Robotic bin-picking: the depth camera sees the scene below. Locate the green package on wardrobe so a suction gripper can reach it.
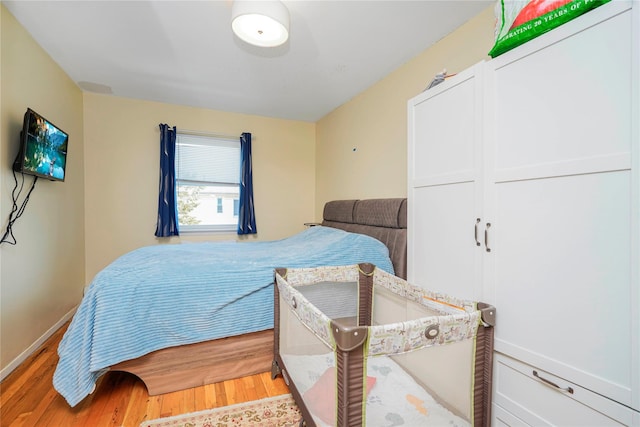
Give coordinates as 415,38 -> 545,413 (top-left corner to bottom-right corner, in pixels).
489,0 -> 611,57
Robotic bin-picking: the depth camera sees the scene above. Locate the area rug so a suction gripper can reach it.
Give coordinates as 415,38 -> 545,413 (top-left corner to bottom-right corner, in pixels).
140,394 -> 302,427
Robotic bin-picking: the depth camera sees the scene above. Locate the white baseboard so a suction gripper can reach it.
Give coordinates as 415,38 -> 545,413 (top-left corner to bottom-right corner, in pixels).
0,306 -> 77,382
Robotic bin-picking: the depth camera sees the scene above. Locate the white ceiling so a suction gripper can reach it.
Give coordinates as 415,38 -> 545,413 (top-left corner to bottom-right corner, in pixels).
4,0 -> 492,122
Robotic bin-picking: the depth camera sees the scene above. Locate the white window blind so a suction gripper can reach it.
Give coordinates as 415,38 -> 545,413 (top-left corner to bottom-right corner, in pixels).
175,135 -> 239,184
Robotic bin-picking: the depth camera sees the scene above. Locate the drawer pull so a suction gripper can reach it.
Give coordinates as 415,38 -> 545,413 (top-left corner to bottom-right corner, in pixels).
533,370 -> 574,394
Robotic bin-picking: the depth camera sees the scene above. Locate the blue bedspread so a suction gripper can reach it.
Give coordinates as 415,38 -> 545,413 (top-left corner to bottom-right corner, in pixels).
53,226 -> 394,406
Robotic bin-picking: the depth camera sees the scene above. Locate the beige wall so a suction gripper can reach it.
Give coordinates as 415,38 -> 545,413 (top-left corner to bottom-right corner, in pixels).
83,94 -> 315,281
1,5 -> 85,373
314,6 -> 495,219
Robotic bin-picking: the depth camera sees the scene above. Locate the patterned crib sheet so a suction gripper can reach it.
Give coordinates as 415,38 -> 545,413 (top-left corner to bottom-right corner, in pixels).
281,352 -> 469,427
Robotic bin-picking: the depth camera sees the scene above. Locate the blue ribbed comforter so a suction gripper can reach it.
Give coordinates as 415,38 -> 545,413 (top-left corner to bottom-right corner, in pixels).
53,226 -> 394,406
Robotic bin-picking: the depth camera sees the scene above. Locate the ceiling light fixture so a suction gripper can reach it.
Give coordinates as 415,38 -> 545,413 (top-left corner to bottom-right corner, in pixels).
231,1 -> 290,48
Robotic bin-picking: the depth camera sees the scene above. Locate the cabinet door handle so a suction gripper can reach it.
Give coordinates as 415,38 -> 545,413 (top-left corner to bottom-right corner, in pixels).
533,370 -> 574,394
474,218 -> 481,246
484,223 -> 491,252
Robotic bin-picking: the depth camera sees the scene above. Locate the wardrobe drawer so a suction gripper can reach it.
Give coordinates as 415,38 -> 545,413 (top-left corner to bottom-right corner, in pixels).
493,353 -> 635,426
493,403 -> 529,426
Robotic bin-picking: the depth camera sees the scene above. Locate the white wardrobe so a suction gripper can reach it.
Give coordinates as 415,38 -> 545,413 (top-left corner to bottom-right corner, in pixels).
408,2 -> 639,425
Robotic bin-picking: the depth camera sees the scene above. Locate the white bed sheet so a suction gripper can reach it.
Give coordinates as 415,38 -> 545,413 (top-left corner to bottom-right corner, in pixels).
282,352 -> 470,427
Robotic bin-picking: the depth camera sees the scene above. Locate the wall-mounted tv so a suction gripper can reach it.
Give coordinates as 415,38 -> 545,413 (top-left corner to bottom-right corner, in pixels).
13,108 -> 69,182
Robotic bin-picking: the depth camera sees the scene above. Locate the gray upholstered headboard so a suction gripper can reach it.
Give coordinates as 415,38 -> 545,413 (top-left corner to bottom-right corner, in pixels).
321,198 -> 407,279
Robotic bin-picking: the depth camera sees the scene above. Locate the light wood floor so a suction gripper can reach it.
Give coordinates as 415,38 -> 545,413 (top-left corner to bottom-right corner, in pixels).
0,322 -> 290,427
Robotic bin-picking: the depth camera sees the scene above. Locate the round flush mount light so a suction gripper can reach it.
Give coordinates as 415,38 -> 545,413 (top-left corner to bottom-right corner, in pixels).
231,0 -> 290,47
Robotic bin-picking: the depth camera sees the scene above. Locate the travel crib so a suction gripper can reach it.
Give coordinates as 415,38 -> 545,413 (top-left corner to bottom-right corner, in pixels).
272,263 -> 495,427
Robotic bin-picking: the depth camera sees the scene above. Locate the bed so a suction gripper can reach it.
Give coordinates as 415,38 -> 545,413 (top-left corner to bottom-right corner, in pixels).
53,198 -> 408,407
272,264 -> 495,427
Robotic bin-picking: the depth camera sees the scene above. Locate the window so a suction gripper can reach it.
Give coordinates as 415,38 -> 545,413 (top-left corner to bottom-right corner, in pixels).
175,133 -> 240,232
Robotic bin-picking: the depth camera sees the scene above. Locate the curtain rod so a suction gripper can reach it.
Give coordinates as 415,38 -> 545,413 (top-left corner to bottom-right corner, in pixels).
175,128 -> 241,141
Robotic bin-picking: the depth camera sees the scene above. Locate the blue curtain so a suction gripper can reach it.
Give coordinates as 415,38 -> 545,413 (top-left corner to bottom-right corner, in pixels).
155,124 -> 179,237
238,132 -> 257,235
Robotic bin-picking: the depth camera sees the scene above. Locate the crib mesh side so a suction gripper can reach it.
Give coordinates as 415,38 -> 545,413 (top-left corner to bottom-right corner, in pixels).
368,267 -> 494,426
274,266 -> 365,427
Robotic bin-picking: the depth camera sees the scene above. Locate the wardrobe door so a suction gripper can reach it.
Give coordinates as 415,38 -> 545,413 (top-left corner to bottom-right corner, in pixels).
408,64 -> 484,300
484,2 -> 636,409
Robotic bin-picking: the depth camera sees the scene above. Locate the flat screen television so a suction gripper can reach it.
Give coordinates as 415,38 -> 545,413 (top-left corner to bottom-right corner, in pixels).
13,108 -> 69,182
